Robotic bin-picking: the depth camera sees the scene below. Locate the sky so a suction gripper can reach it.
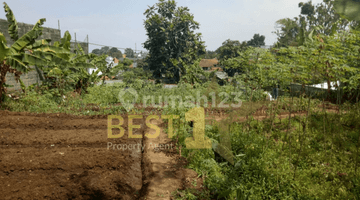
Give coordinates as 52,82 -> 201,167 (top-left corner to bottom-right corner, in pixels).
1,0 -> 324,53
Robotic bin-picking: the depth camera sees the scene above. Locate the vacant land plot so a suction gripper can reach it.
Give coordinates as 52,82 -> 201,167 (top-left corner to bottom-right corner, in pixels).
0,111 -> 142,199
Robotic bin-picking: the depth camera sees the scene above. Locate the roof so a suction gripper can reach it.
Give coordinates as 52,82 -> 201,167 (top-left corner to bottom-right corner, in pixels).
199,59 -> 219,68
210,67 -> 223,72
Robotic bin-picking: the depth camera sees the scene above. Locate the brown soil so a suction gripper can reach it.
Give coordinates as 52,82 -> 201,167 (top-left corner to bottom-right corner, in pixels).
139,118 -> 204,200
0,101 -> 341,199
0,111 -> 204,200
0,110 -> 141,200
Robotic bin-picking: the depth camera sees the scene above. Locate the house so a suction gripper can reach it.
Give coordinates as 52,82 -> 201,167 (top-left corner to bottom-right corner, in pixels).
199,59 -> 221,71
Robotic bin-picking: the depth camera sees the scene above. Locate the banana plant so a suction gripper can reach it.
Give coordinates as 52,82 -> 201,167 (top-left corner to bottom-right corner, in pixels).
0,2 -> 48,103
32,30 -> 98,95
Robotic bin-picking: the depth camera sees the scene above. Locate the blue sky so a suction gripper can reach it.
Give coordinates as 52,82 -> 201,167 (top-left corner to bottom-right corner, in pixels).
1,0 -> 324,53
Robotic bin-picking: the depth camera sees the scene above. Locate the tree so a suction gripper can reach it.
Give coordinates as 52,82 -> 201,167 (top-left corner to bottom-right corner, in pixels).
124,48 -> 134,58
215,39 -> 248,61
334,0 -> 360,28
215,39 -> 248,77
247,33 -> 265,47
273,0 -> 359,47
99,46 -> 110,55
108,47 -> 122,58
91,46 -> 110,55
143,0 -> 205,83
91,48 -> 101,55
273,18 -> 302,47
200,50 -> 217,59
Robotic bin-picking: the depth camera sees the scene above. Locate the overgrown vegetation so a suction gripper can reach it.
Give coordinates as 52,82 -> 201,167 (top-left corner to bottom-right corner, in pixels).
2,0 -> 360,199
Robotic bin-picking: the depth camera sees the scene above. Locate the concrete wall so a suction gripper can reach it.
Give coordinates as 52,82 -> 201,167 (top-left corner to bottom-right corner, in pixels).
5,66 -> 43,91
1,18 -> 88,91
1,18 -> 61,91
0,18 -> 61,46
70,42 -> 89,55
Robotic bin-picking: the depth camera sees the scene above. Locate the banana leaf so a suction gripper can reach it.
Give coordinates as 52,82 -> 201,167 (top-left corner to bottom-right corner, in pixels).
34,45 -> 71,55
34,65 -> 44,81
31,39 -> 52,48
19,78 -> 26,93
3,2 -> 18,41
60,31 -> 71,50
0,33 -> 9,61
22,53 -> 48,67
5,56 -> 30,72
76,43 -> 85,55
11,18 -> 46,51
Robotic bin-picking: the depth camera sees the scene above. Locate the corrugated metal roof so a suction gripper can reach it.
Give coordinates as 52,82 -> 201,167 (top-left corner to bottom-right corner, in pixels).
215,71 -> 228,80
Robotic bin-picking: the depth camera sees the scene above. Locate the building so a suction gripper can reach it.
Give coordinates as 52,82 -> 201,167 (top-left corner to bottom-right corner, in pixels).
199,59 -> 222,71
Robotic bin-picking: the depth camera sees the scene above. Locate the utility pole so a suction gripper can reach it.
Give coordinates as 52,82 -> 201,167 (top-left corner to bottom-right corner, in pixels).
135,43 -> 137,66
86,34 -> 89,54
58,20 -> 60,36
75,32 -> 77,54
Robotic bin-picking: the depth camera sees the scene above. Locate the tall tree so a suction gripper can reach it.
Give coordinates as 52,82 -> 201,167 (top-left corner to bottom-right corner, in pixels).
200,50 -> 217,59
143,0 -> 205,82
215,39 -> 248,76
247,33 -> 265,47
91,46 -> 110,55
91,48 -> 101,55
273,0 -> 358,47
124,48 -> 134,58
215,39 -> 248,62
334,0 -> 360,28
108,47 -> 122,58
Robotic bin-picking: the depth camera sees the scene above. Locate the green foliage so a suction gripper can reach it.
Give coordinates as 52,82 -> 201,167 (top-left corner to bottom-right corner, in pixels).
124,48 -> 134,58
216,39 -> 248,62
274,0 -> 358,47
200,50 -> 217,59
0,2 -> 50,104
91,46 -> 110,55
334,0 -> 360,23
108,47 -> 122,58
247,33 -> 266,47
143,0 -> 205,82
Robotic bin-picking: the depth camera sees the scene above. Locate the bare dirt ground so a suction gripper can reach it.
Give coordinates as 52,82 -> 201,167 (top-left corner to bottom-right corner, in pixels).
0,111 -> 142,200
0,101 -> 340,199
139,118 -> 204,200
0,111 -> 204,200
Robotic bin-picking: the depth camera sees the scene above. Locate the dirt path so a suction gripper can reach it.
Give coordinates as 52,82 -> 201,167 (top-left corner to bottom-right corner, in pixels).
139,117 -> 204,200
